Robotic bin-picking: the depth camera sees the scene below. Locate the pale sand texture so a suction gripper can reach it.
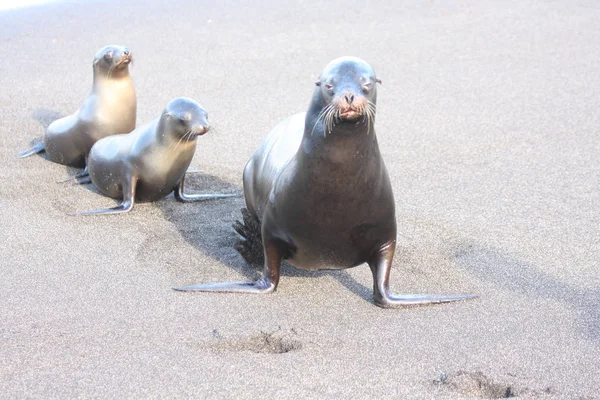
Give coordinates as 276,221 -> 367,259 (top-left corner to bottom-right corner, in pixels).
1,0 -> 599,398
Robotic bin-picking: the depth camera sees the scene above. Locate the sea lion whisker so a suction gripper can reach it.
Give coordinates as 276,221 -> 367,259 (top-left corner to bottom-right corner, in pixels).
367,100 -> 377,114
175,129 -> 193,151
170,129 -> 188,150
186,129 -> 196,141
311,103 -> 332,136
331,108 -> 340,132
322,106 -> 331,137
328,103 -> 339,135
324,106 -> 336,136
324,103 -> 336,134
323,103 -> 336,137
366,101 -> 377,133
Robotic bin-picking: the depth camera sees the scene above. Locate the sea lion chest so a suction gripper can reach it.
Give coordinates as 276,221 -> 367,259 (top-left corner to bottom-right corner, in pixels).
94,78 -> 137,137
131,140 -> 196,202
267,138 -> 396,270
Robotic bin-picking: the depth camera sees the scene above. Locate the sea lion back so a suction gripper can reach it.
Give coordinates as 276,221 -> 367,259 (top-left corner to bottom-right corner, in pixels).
243,112 -> 305,219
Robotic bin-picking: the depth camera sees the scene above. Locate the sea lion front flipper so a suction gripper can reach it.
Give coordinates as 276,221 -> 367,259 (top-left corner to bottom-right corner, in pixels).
173,173 -> 239,203
369,241 -> 477,308
173,240 -> 282,294
73,175 -> 138,216
18,141 -> 45,158
57,166 -> 89,183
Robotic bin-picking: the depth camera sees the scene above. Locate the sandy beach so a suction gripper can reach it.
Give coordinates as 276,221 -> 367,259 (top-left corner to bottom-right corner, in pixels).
1,0 -> 599,398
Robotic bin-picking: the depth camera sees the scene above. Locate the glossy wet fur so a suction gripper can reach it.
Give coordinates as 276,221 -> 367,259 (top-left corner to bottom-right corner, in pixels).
175,57 -> 476,307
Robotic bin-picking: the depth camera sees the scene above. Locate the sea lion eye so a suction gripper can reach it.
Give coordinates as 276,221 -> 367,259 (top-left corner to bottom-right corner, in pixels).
104,52 -> 113,60
325,83 -> 333,90
363,83 -> 372,92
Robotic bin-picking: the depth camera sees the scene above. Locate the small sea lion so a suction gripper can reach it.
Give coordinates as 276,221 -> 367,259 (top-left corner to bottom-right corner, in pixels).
18,45 -> 136,168
74,97 -> 238,215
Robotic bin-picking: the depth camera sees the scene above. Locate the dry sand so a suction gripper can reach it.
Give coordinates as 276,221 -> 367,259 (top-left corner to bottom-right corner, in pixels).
1,0 -> 599,398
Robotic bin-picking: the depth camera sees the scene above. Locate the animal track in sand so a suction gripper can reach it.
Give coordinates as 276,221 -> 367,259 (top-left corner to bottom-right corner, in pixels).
204,327 -> 303,354
432,370 -> 564,399
434,370 -> 517,398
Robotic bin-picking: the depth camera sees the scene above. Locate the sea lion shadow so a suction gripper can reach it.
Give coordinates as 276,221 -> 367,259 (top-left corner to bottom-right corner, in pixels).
65,179 -> 103,196
278,264 -> 373,303
455,244 -> 599,341
157,173 -> 256,280
157,173 -> 374,303
33,108 -> 62,129
23,109 -> 63,161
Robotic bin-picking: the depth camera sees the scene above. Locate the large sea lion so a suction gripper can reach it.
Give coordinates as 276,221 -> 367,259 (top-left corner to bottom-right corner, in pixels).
175,57 -> 476,307
73,97 -> 238,216
18,45 -> 136,168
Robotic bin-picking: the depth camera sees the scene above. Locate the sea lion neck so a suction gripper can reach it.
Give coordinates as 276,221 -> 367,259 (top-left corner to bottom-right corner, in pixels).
92,68 -> 131,85
300,122 -> 377,165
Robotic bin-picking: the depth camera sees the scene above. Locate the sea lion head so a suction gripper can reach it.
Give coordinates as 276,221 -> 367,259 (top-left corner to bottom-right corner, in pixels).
160,97 -> 210,142
312,57 -> 381,133
93,45 -> 133,77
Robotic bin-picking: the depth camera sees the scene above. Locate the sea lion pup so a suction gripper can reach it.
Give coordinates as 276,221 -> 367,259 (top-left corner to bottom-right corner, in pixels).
175,57 -> 476,307
73,97 -> 238,216
18,45 -> 136,167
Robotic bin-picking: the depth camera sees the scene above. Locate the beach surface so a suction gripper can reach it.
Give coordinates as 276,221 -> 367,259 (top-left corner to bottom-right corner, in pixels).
1,0 -> 599,398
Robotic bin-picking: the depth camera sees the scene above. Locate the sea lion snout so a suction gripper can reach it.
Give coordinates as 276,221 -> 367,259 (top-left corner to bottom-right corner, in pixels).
192,124 -> 210,136
116,50 -> 133,67
336,89 -> 367,121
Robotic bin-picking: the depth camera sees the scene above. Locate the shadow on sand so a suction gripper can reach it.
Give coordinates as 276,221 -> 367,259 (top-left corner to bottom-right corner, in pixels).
18,109 -> 62,161
21,109 -> 88,181
156,172 -> 374,304
455,244 -> 599,341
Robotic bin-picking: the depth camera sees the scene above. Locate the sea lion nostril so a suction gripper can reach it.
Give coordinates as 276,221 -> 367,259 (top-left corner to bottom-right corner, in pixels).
123,49 -> 130,55
345,94 -> 354,103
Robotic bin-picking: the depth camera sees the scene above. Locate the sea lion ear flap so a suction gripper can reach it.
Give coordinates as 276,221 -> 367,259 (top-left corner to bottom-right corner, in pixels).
315,80 -> 321,87
376,78 -> 382,84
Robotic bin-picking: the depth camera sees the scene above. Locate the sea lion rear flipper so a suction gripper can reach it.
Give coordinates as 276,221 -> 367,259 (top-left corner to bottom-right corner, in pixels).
18,141 -> 45,158
173,174 -> 239,203
369,241 -> 477,308
73,175 -> 137,216
232,208 -> 264,266
173,240 -> 282,294
57,166 -> 89,183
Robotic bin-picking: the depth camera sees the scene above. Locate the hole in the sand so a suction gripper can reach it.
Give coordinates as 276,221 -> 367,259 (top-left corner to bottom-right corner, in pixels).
434,371 -> 515,399
207,328 -> 303,354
